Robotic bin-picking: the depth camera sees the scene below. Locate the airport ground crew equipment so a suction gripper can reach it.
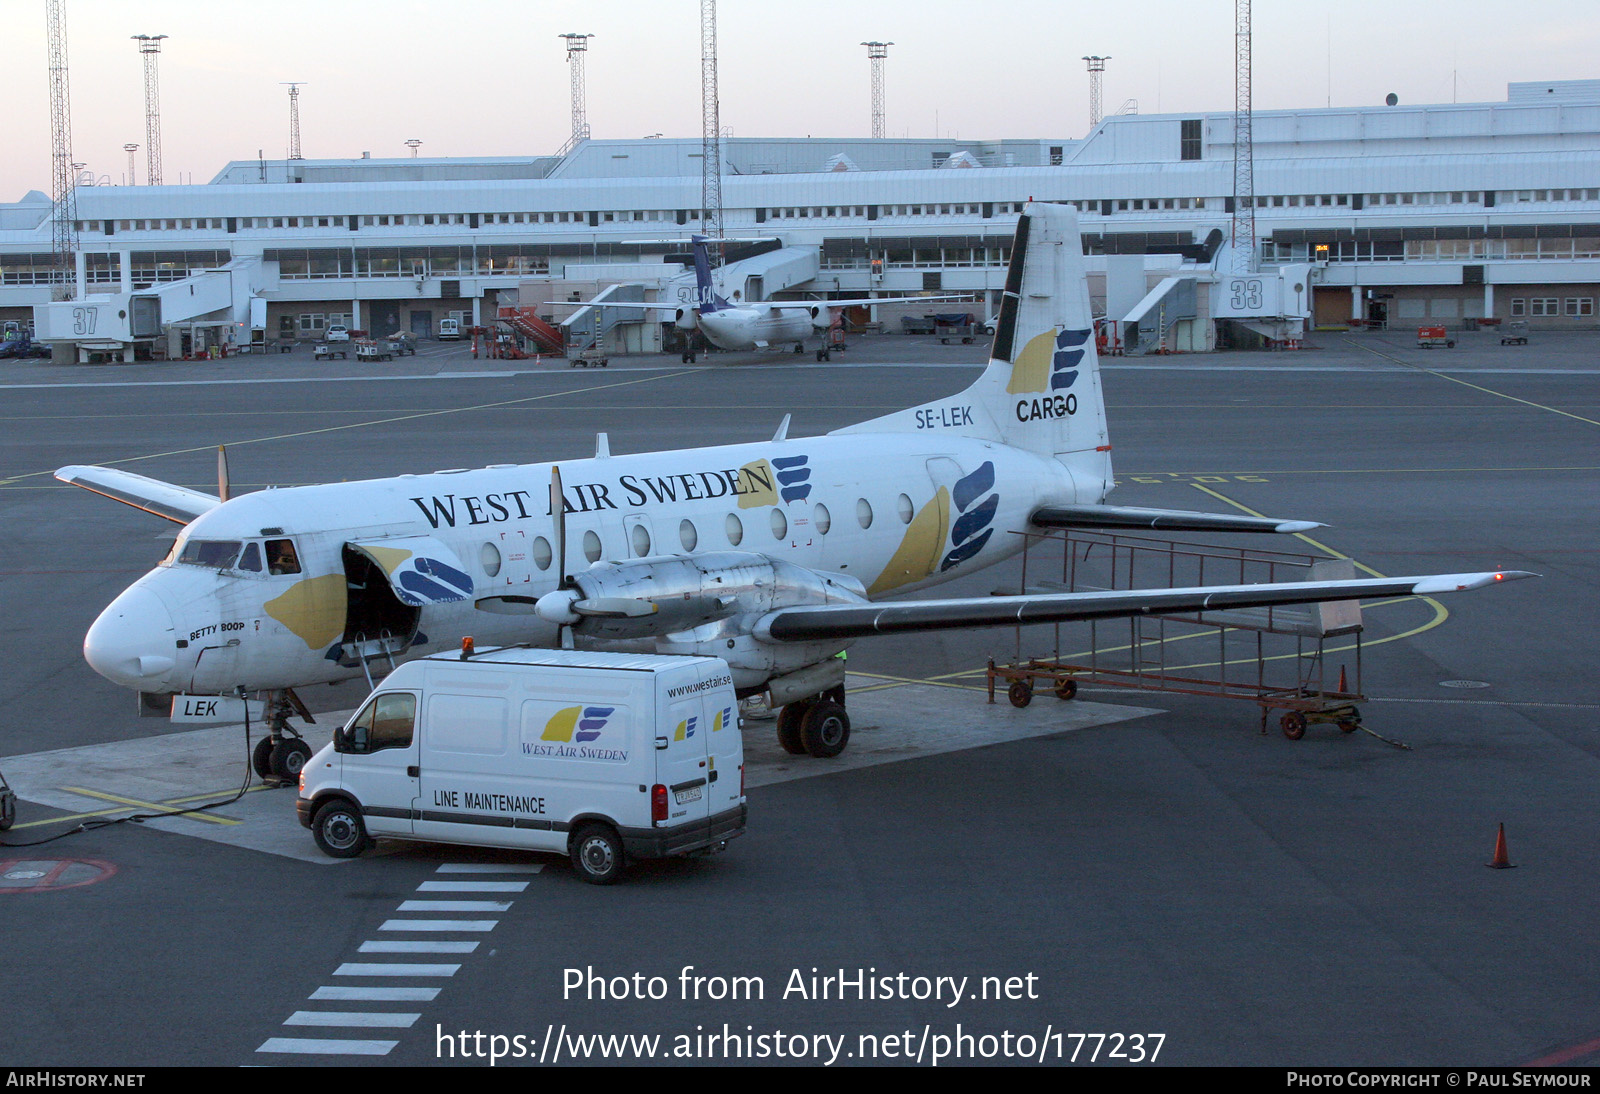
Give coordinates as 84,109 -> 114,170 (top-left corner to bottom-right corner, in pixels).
985,530 -> 1368,740
1416,326 -> 1456,348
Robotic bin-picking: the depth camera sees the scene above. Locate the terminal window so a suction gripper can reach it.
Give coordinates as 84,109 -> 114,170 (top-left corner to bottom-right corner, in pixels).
1180,119 -> 1202,160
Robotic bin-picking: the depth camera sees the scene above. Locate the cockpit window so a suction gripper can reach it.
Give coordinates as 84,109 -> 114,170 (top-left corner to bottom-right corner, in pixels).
265,539 -> 301,576
237,542 -> 263,572
176,539 -> 242,569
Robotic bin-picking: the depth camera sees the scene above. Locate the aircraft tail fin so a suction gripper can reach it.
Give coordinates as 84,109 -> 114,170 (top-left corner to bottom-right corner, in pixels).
833,202 -> 1112,499
690,236 -> 732,314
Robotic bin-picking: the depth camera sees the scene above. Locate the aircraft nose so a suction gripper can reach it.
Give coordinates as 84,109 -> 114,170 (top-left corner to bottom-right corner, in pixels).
84,585 -> 178,689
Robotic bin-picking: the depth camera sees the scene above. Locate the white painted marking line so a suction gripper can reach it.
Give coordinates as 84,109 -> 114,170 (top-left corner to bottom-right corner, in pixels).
311,986 -> 440,1002
379,918 -> 497,932
435,863 -> 545,874
333,962 -> 460,977
397,899 -> 512,912
361,940 -> 478,954
416,880 -> 528,893
256,1037 -> 397,1056
285,1011 -> 420,1028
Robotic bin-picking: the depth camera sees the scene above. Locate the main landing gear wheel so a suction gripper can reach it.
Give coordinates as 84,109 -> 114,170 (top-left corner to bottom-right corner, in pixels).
1008,680 -> 1034,708
816,349 -> 831,362
311,799 -> 367,859
682,351 -> 697,364
271,738 -> 313,780
570,823 -> 625,885
800,699 -> 850,758
251,736 -> 274,779
775,704 -> 808,755
0,787 -> 15,831
1280,711 -> 1308,740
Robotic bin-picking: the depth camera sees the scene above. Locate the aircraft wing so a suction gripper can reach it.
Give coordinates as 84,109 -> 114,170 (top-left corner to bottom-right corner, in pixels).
768,294 -> 972,311
1032,504 -> 1324,535
753,571 -> 1535,642
54,465 -> 220,525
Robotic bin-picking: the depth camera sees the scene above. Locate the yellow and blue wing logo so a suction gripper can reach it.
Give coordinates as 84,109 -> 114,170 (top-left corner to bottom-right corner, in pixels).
542,705 -> 614,743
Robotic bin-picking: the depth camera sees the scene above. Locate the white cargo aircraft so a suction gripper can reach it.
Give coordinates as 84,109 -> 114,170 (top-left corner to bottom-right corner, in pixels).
563,235 -> 963,362
60,203 -> 1531,779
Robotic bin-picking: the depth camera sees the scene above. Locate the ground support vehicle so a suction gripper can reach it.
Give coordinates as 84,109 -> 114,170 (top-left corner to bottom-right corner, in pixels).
1417,326 -> 1456,349
1500,321 -> 1529,345
297,647 -> 747,883
984,530 -> 1370,741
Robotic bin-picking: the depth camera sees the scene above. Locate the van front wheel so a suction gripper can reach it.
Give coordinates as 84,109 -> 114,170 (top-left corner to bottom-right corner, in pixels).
570,824 -> 625,885
312,800 -> 367,859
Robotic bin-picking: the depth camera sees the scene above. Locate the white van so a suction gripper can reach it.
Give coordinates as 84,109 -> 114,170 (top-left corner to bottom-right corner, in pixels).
437,317 -> 460,340
297,647 -> 746,883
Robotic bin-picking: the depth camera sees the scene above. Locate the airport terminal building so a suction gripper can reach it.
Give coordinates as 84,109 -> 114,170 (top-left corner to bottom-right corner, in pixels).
4,78 -> 1599,357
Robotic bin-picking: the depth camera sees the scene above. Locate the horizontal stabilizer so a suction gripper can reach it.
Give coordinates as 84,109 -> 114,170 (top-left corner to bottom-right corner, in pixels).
754,571 -> 1536,643
54,465 -> 220,525
1032,504 -> 1323,535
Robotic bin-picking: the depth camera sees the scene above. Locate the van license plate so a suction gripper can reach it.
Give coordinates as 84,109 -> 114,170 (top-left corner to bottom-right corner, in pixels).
674,786 -> 702,805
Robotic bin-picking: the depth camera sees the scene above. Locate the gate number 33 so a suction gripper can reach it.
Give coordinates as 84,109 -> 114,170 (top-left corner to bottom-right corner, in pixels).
1230,279 -> 1264,311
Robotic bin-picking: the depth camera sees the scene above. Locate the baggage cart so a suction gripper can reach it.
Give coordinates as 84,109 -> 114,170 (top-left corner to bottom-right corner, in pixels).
1500,320 -> 1529,345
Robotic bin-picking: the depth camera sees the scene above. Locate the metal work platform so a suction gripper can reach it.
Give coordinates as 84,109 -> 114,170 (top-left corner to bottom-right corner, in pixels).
985,530 -> 1367,739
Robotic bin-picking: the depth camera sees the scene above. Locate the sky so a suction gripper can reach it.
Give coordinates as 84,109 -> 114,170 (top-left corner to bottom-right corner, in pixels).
6,0 -> 1600,201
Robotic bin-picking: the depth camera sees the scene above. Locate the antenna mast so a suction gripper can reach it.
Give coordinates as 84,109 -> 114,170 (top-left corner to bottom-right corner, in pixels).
700,0 -> 722,237
560,33 -> 593,149
1231,0 -> 1255,274
1082,55 -> 1109,131
123,143 -> 139,186
282,82 -> 305,160
132,34 -> 167,185
47,0 -> 77,298
863,41 -> 892,139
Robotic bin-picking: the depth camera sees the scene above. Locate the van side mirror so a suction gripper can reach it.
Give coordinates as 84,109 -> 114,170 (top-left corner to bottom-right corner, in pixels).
655,736 -> 669,751
332,726 -> 346,752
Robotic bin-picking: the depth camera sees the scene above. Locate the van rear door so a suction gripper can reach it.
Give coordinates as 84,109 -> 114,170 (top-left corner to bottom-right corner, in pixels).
658,688 -> 713,829
704,688 -> 742,816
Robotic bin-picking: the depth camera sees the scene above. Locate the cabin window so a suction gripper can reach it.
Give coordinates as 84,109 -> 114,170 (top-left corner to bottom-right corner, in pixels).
237,542 -> 263,572
897,494 -> 914,524
265,539 -> 301,575
770,508 -> 788,540
532,536 -> 553,570
856,498 -> 873,529
813,502 -> 831,535
679,519 -> 698,551
725,513 -> 744,546
582,530 -> 602,564
480,542 -> 502,577
177,539 -> 242,570
630,523 -> 652,558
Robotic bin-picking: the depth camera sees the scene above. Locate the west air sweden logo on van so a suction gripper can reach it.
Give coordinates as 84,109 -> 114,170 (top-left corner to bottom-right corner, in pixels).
541,705 -> 614,742
525,705 -> 629,762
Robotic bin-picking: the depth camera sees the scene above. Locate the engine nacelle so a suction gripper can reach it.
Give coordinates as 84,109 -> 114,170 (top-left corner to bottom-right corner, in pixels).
534,552 -> 868,689
807,303 -> 836,330
674,306 -> 699,331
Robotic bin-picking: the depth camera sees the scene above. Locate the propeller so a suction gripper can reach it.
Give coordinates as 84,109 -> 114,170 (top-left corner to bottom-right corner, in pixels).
217,444 -> 231,503
548,465 -> 575,649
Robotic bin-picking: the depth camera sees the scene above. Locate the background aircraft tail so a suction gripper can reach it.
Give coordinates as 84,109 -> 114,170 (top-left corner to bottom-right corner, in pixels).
690,236 -> 732,313
834,201 -> 1113,500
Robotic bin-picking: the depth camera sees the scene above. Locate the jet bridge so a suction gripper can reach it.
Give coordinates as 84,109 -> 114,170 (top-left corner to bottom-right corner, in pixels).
31,257 -> 267,361
556,282 -> 647,354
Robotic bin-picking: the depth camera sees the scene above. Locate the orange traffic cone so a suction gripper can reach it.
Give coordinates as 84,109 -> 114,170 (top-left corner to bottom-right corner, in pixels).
1487,822 -> 1516,869
1338,665 -> 1349,694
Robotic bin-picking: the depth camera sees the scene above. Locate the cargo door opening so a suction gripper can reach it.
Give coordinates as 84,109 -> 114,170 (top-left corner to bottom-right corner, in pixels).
342,544 -> 420,663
